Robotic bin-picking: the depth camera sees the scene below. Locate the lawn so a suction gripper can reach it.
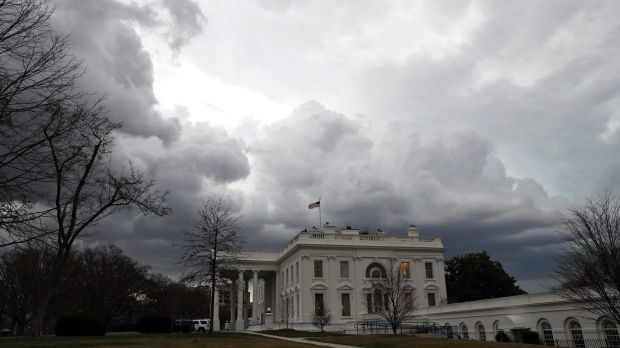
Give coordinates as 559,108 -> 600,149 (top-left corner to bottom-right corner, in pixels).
313,335 -> 537,348
0,332 -> 313,348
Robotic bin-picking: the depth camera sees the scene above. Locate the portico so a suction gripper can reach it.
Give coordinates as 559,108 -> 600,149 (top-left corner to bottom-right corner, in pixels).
222,253 -> 279,331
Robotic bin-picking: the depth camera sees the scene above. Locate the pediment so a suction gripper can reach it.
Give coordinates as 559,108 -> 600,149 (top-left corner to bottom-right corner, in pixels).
310,283 -> 328,290
337,284 -> 354,291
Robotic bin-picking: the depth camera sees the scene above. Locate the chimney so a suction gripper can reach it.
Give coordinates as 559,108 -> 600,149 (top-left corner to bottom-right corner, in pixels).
323,222 -> 337,234
407,224 -> 420,238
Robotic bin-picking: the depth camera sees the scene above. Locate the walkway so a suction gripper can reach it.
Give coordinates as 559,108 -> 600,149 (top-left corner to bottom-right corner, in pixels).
242,331 -> 361,348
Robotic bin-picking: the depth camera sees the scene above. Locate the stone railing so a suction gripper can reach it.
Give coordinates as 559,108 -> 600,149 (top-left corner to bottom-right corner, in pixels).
278,232 -> 442,257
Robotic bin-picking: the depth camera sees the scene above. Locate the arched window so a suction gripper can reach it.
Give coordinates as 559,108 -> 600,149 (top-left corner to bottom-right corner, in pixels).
569,320 -> 585,348
460,323 -> 469,339
366,262 -> 387,278
540,321 -> 554,346
477,323 -> 486,341
492,320 -> 500,336
603,320 -> 620,347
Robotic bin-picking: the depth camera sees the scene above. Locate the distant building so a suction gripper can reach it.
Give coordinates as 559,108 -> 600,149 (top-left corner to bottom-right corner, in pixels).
210,224 -> 619,345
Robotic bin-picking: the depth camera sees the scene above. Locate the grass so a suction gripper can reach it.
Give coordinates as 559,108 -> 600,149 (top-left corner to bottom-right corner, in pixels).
313,335 -> 538,348
259,329 -> 343,338
0,332 -> 313,348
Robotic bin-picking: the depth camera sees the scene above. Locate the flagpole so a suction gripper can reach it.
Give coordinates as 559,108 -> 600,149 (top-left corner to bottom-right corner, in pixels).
319,197 -> 322,231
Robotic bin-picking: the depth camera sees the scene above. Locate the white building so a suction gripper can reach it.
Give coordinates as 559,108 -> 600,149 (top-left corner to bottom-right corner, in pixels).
213,223 -> 620,346
223,223 -> 446,332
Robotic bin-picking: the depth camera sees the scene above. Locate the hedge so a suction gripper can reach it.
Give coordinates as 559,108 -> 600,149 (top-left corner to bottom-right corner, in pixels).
55,313 -> 105,336
136,313 -> 172,333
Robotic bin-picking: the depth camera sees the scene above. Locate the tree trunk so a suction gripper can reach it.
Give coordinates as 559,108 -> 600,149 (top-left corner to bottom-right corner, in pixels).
209,278 -> 215,336
29,253 -> 67,337
29,287 -> 54,336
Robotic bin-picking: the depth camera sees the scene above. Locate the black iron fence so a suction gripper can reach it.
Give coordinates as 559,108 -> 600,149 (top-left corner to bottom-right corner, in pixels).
353,320 -> 457,337
555,338 -> 620,348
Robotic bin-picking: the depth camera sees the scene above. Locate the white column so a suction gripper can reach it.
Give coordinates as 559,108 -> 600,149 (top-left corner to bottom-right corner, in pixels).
437,257 -> 448,303
213,288 -> 220,331
252,270 -> 259,325
236,271 -> 244,330
275,271 -> 281,322
229,289 -> 234,331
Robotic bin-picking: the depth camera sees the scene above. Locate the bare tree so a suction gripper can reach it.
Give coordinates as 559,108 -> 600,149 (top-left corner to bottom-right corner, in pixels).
0,0 -> 86,246
366,260 -> 417,335
312,306 -> 331,333
181,196 -> 244,336
280,296 -> 291,329
0,3 -> 172,326
554,191 -> 620,326
27,105 -> 168,336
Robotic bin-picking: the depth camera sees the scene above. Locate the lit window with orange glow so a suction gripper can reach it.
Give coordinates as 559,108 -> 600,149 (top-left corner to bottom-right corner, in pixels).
400,262 -> 410,278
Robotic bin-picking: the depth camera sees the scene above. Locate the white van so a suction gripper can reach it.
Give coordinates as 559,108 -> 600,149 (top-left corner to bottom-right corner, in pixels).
193,319 -> 210,332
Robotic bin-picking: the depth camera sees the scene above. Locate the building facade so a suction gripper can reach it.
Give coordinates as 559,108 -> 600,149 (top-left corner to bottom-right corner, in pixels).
214,223 -> 620,346
226,224 -> 446,331
414,292 -> 620,345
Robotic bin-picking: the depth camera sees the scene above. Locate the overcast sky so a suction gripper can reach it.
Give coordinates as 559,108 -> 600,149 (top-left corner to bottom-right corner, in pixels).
48,0 -> 620,292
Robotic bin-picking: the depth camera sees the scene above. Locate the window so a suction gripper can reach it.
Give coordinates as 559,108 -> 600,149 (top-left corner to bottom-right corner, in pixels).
461,324 -> 469,339
314,293 -> 324,315
296,293 -> 300,318
404,292 -> 414,311
289,297 -> 293,318
427,293 -> 436,307
477,323 -> 486,341
341,293 -> 351,317
569,321 -> 585,348
367,290 -> 385,313
296,262 -> 299,282
365,262 -> 386,278
373,289 -> 383,313
340,261 -> 349,278
541,321 -> 554,346
603,320 -> 620,347
286,268 -> 289,285
400,262 -> 410,278
425,262 -> 434,279
492,321 -> 501,336
314,260 -> 323,278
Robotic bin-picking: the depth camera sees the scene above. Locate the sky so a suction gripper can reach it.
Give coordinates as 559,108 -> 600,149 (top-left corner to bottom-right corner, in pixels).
47,0 -> 620,292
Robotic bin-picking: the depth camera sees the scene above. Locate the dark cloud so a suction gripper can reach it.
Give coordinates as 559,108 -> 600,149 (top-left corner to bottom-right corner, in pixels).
161,0 -> 207,52
86,120 -> 249,276
229,102 -> 566,291
49,0 -> 206,143
42,1 -> 620,293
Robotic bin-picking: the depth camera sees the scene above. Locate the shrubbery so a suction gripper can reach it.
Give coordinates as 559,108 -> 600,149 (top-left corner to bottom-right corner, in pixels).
107,322 -> 136,332
136,313 -> 172,333
521,330 -> 541,344
55,313 -> 105,336
495,331 -> 511,342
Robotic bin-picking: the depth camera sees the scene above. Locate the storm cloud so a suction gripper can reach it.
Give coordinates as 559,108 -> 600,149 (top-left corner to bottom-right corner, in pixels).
37,1 -> 620,292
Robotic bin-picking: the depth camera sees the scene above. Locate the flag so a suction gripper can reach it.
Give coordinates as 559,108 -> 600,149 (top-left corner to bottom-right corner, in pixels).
308,201 -> 320,209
